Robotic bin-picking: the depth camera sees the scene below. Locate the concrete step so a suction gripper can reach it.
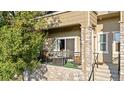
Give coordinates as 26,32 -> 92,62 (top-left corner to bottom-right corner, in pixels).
94,76 -> 110,81
95,71 -> 118,79
95,72 -> 111,78
97,64 -> 118,70
95,68 -> 118,74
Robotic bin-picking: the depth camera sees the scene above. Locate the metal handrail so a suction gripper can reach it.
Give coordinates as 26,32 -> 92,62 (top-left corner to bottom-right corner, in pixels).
112,57 -> 119,62
88,63 -> 95,81
118,52 -> 120,80
94,53 -> 99,68
88,53 -> 99,81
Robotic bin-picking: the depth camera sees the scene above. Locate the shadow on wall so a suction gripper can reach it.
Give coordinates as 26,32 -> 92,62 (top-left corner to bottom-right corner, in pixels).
23,64 -> 48,81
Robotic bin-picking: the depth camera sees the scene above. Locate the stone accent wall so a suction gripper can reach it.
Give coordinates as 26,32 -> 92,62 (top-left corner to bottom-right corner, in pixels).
44,65 -> 83,81
29,64 -> 83,81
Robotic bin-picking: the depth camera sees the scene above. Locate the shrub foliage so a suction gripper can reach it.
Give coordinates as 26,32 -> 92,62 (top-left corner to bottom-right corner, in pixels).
0,11 -> 47,80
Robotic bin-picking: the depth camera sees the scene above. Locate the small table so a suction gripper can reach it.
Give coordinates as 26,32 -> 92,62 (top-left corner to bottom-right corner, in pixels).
52,57 -> 66,66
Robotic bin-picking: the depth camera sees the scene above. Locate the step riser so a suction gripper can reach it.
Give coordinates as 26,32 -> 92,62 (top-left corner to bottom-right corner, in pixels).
95,69 -> 118,74
96,66 -> 118,69
95,73 -> 118,78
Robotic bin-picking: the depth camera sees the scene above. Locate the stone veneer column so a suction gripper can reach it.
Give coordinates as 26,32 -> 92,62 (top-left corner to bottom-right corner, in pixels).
80,26 -> 86,80
85,27 -> 94,80
80,26 -> 93,80
120,20 -> 124,80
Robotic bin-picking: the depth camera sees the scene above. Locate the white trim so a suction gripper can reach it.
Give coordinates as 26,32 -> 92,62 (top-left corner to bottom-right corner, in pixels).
56,36 -> 78,39
98,32 -> 109,34
112,31 -> 120,33
97,32 -> 109,54
75,37 -> 77,52
121,12 -> 123,22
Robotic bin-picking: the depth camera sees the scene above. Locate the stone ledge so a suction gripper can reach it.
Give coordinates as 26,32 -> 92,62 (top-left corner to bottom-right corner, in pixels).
44,65 -> 83,81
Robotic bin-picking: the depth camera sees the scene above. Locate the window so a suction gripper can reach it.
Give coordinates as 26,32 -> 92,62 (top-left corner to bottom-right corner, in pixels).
53,39 -> 66,51
100,34 -> 106,51
53,37 -> 76,52
114,32 -> 120,42
113,32 -> 120,52
59,39 -> 65,50
98,32 -> 108,53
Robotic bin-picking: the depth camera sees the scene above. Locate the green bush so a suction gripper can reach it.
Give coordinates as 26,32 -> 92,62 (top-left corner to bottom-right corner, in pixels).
0,12 -> 47,80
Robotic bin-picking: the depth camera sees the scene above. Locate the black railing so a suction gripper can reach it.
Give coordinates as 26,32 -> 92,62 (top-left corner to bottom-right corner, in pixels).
94,53 -> 99,68
118,52 -> 120,80
88,53 -> 99,81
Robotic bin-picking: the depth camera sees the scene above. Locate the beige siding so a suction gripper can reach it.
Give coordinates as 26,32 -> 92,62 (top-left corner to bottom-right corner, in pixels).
46,11 -> 88,28
121,12 -> 124,21
48,25 -> 80,37
90,11 -> 97,26
97,17 -> 120,32
96,17 -> 120,63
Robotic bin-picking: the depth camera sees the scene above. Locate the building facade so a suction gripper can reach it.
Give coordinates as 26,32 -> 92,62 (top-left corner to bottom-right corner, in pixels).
44,11 -> 124,81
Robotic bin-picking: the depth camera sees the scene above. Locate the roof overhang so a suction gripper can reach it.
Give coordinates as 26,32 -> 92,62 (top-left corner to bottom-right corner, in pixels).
97,12 -> 120,20
45,11 -> 69,17
44,23 -> 81,31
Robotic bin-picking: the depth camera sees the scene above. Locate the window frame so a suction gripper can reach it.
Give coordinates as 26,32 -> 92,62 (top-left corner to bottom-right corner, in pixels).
54,36 -> 77,52
98,32 -> 109,54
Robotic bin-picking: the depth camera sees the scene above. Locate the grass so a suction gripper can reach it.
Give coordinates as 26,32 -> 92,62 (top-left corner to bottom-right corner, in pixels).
64,61 -> 77,68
